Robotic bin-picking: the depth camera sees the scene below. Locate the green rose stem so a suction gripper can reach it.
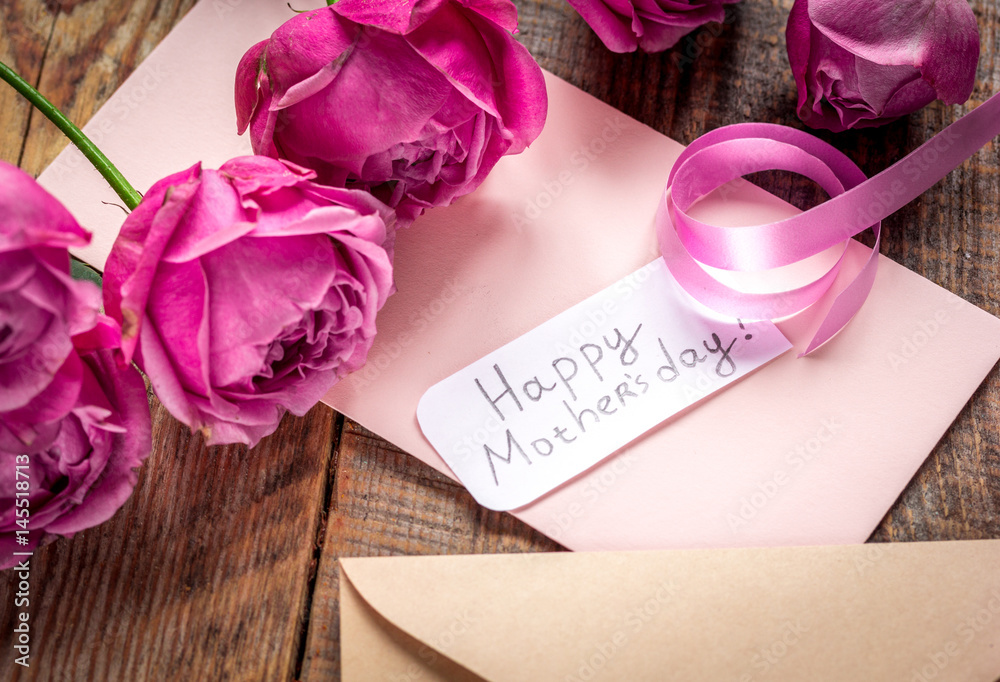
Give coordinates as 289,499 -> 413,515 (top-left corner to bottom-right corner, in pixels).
0,60 -> 142,211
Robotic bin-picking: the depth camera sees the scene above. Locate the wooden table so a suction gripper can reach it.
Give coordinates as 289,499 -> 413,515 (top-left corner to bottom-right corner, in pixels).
2,0 -> 998,679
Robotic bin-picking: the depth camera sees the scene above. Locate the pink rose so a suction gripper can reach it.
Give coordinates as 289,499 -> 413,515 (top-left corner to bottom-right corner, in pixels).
566,0 -> 739,53
787,0 -> 980,132
1,163 -> 151,568
235,0 -> 547,225
103,157 -> 395,447
1,163 -> 99,422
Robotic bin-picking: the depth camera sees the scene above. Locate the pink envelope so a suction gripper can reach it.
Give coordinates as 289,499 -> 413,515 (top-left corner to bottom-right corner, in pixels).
36,0 -> 1000,552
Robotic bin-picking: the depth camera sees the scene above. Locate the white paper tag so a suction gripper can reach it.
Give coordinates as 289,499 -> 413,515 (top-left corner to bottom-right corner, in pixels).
416,258 -> 792,511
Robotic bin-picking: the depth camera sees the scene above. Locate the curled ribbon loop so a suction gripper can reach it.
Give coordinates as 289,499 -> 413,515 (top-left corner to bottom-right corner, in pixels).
658,92 -> 1000,355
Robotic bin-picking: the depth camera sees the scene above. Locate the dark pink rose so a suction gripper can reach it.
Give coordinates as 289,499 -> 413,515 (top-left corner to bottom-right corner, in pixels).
787,0 -> 980,132
1,162 -> 99,427
235,0 -> 547,225
566,0 -> 739,53
1,163 -> 152,568
103,157 -> 395,447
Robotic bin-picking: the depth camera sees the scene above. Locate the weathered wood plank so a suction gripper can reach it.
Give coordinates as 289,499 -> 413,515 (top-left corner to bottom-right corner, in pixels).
14,0 -> 198,177
300,420 -> 563,681
0,1 -> 56,166
0,399 -> 335,681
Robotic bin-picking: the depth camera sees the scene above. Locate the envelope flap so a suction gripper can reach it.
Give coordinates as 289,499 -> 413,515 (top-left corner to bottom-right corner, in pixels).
341,542 -> 1000,681
340,572 -> 486,681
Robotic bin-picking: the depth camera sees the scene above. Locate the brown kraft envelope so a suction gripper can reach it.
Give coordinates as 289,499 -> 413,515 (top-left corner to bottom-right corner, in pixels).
340,541 -> 1000,681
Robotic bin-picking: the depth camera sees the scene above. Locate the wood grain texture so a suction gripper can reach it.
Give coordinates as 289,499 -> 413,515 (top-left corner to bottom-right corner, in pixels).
0,1 -> 56,166
0,398 -> 335,681
299,421 -> 563,681
16,0 -> 199,177
1,0 -> 999,679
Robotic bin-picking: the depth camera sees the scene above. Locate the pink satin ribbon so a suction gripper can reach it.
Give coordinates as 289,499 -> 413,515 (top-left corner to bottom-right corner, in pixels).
657,91 -> 1000,355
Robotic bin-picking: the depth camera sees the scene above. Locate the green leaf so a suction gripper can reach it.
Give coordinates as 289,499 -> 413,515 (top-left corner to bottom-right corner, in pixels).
70,256 -> 103,289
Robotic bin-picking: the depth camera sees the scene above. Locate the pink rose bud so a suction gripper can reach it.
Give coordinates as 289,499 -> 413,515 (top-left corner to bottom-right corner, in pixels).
235,0 -> 547,226
1,162 -> 151,567
103,157 -> 396,448
787,0 -> 980,132
566,0 -> 740,53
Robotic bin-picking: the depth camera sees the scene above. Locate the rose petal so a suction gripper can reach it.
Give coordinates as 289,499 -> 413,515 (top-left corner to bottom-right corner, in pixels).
565,0 -> 640,52
263,9 -> 361,106
0,162 -> 91,254
808,0 -> 979,105
106,164 -> 201,362
235,40 -> 268,135
41,345 -> 151,535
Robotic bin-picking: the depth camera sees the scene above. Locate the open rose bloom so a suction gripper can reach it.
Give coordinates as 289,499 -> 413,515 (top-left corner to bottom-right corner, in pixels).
236,0 -> 547,225
787,0 -> 980,131
103,157 -> 395,447
1,163 -> 151,567
566,0 -> 740,53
